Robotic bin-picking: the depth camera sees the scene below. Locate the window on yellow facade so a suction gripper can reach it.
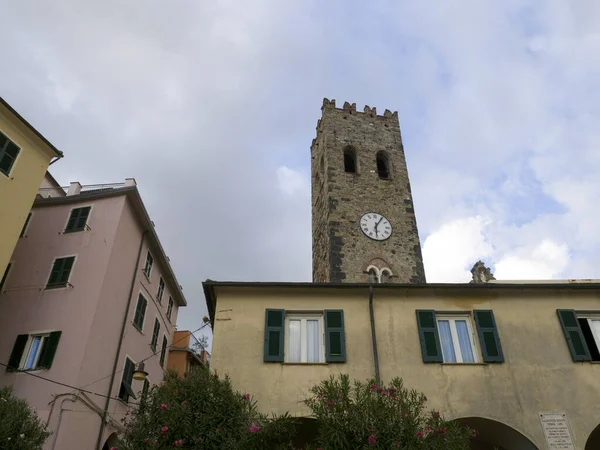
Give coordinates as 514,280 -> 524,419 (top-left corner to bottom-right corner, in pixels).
416,310 -> 503,364
0,131 -> 20,177
557,310 -> 600,362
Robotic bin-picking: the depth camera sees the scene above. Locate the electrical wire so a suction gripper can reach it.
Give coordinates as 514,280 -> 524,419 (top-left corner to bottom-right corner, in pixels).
80,321 -> 211,389
0,361 -> 139,405
1,321 -> 211,406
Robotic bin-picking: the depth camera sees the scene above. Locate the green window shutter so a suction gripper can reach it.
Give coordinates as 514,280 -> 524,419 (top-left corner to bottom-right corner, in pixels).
473,310 -> 504,363
119,358 -> 136,401
7,334 -> 29,372
0,263 -> 12,293
133,294 -> 147,329
58,257 -> 74,284
264,309 -> 285,362
47,259 -> 63,286
325,310 -> 346,363
75,207 -> 91,230
416,310 -> 442,363
557,309 -> 591,362
47,257 -> 75,288
151,319 -> 160,352
38,331 -> 62,369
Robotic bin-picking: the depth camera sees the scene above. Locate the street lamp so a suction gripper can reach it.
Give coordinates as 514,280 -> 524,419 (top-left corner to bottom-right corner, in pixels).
132,361 -> 148,381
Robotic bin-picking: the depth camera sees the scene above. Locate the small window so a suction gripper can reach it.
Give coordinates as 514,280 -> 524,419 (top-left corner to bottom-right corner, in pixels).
367,268 -> 378,283
119,358 -> 136,402
0,263 -> 12,293
46,257 -> 75,289
376,152 -> 390,179
133,293 -> 147,331
20,213 -> 32,238
343,148 -> 356,173
285,313 -> 324,363
150,318 -> 160,352
436,316 -> 477,363
157,278 -> 165,303
366,266 -> 393,284
159,335 -> 168,367
143,252 -> 153,278
167,297 -> 174,322
65,207 -> 91,233
7,331 -> 62,371
380,269 -> 392,283
0,131 -> 20,177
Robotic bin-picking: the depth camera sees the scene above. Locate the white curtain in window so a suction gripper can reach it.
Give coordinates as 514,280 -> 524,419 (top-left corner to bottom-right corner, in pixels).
438,320 -> 456,362
589,319 -> 600,349
455,320 -> 475,363
306,320 -> 320,362
288,320 -> 301,362
24,337 -> 42,369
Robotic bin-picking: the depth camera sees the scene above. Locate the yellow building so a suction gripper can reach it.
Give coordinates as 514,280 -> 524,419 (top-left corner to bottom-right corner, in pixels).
204,279 -> 600,450
0,97 -> 63,277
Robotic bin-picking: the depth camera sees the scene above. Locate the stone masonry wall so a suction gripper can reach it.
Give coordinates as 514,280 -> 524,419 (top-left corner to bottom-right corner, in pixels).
311,98 -> 426,284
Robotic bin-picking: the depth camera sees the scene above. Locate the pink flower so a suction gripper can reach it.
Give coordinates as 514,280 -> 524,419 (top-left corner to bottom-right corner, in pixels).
161,403 -> 168,410
403,412 -> 409,417
181,400 -> 187,406
327,400 -> 334,407
173,439 -> 184,447
248,423 -> 260,433
432,410 -> 440,418
416,431 -> 424,439
110,448 -> 116,450
243,393 -> 250,399
368,434 -> 376,445
370,384 -> 377,391
438,426 -> 447,434
338,393 -> 343,399
388,387 -> 397,393
472,430 -> 478,438
161,426 -> 169,434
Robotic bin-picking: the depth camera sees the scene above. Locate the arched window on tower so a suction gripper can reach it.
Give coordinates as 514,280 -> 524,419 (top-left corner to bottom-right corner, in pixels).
376,151 -> 390,179
380,268 -> 392,283
368,267 -> 378,283
344,147 -> 357,173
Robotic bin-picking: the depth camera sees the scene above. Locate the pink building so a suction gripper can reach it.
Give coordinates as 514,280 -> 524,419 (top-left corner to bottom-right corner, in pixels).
0,174 -> 187,450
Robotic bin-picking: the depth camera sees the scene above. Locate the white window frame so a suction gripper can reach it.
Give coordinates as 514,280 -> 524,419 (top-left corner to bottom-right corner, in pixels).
436,315 -> 479,363
284,313 -> 325,363
577,314 -> 600,354
20,333 -> 50,370
157,277 -> 165,303
366,265 -> 393,283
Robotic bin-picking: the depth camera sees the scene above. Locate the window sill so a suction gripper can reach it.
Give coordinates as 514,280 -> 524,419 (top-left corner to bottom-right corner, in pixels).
281,362 -> 328,366
45,284 -> 68,290
441,362 -> 487,366
142,271 -> 151,282
132,323 -> 145,334
63,229 -> 85,234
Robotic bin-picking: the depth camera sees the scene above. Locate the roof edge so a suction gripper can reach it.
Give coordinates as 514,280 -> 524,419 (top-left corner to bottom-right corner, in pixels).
0,96 -> 64,158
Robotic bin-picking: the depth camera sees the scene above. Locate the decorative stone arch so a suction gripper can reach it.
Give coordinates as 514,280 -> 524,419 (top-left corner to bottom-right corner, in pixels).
585,422 -> 600,449
375,150 -> 392,179
453,416 -> 539,450
102,432 -> 119,450
361,256 -> 398,281
365,260 -> 394,284
343,145 -> 358,174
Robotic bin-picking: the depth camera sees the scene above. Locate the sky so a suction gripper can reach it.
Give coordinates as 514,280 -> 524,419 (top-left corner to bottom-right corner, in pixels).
2,1 -> 600,344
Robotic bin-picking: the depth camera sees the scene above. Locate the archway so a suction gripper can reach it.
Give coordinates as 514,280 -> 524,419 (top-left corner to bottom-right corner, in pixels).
292,417 -> 318,449
585,423 -> 600,450
454,417 -> 539,450
102,432 -> 119,450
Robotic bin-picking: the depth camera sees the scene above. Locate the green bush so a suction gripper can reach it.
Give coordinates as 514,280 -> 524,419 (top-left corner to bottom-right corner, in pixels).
0,386 -> 51,450
304,374 -> 474,449
118,368 -> 295,449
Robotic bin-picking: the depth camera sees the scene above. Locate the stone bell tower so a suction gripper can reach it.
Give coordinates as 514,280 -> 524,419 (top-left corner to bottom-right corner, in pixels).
311,98 -> 426,284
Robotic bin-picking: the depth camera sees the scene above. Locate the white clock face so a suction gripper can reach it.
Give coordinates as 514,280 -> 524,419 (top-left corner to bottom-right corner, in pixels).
360,212 -> 392,241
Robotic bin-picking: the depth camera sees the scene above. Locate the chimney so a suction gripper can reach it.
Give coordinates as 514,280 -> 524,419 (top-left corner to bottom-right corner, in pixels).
66,182 -> 82,196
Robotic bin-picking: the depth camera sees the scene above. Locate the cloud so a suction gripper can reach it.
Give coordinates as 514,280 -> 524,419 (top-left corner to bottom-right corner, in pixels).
422,216 -> 493,282
2,0 -> 599,340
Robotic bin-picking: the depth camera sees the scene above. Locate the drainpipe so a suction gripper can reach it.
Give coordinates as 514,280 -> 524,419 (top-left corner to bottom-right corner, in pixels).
51,395 -> 76,450
368,283 -> 381,385
95,230 -> 148,450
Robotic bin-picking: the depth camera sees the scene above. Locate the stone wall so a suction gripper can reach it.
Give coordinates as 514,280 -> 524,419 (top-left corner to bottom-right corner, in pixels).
311,98 -> 426,283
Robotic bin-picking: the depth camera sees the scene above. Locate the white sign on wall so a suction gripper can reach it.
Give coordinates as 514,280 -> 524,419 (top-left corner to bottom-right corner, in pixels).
540,413 -> 575,450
